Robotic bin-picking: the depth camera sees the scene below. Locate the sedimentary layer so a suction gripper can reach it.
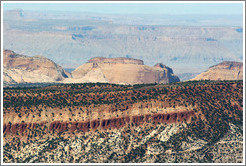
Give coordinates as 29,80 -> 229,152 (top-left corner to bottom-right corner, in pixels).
3,110 -> 194,135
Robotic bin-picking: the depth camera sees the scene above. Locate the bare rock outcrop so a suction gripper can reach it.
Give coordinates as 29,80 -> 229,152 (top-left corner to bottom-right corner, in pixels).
3,49 -> 69,84
191,61 -> 243,81
68,57 -> 180,84
3,111 -> 194,135
153,63 -> 180,83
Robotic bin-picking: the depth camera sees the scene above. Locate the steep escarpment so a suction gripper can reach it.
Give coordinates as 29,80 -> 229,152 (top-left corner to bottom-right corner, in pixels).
3,81 -> 243,163
3,50 -> 179,85
3,69 -> 17,85
153,63 -> 180,83
3,110 -> 194,135
3,49 -> 69,84
192,61 -> 243,81
3,80 -> 242,137
69,57 -> 180,84
4,18 -> 243,76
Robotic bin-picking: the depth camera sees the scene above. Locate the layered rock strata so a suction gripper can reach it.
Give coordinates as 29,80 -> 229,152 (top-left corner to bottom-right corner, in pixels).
3,111 -> 194,135
3,49 -> 69,83
69,57 -> 180,84
192,61 -> 243,81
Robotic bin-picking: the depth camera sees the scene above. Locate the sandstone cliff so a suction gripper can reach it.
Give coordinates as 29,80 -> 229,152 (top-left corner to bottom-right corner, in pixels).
68,57 -> 180,84
3,49 -> 69,84
191,61 -> 243,81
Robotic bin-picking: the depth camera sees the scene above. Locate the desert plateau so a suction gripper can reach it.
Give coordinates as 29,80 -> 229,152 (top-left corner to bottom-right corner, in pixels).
2,2 -> 244,164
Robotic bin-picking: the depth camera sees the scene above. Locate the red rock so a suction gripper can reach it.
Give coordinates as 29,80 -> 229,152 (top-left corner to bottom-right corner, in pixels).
3,111 -> 195,135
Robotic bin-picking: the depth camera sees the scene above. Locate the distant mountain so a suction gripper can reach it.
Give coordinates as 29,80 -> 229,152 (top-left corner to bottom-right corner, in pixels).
177,73 -> 200,81
191,61 -> 243,81
3,50 -> 69,85
3,9 -> 24,20
3,50 -> 179,85
67,57 -> 180,84
3,10 -> 243,76
3,9 -> 243,26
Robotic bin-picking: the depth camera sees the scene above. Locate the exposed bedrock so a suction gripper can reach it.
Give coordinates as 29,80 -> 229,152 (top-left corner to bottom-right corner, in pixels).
3,111 -> 194,135
3,122 -> 47,135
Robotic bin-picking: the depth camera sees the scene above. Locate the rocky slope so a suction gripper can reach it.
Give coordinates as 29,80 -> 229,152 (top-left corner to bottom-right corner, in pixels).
3,80 -> 243,163
3,122 -> 243,163
3,110 -> 194,135
191,61 -> 243,81
3,50 -> 69,84
68,57 -> 179,84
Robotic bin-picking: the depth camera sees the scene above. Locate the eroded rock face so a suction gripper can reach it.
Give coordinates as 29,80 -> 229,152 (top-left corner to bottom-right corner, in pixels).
192,61 -> 243,81
3,111 -> 194,135
3,49 -> 69,84
3,69 -> 17,85
3,122 -> 47,135
69,57 -> 180,84
153,63 -> 180,83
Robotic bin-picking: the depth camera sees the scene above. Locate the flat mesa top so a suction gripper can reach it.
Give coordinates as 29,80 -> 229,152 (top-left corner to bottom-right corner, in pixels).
88,57 -> 144,65
209,61 -> 243,70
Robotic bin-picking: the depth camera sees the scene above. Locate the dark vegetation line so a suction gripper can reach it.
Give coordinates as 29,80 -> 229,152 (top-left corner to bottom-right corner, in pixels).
3,80 -> 242,110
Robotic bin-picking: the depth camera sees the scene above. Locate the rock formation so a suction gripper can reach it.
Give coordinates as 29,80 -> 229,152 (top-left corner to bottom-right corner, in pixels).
3,50 -> 179,85
3,49 -> 69,84
68,57 -> 180,84
3,111 -> 194,135
88,57 -> 144,65
4,17 -> 243,77
191,61 -> 243,81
